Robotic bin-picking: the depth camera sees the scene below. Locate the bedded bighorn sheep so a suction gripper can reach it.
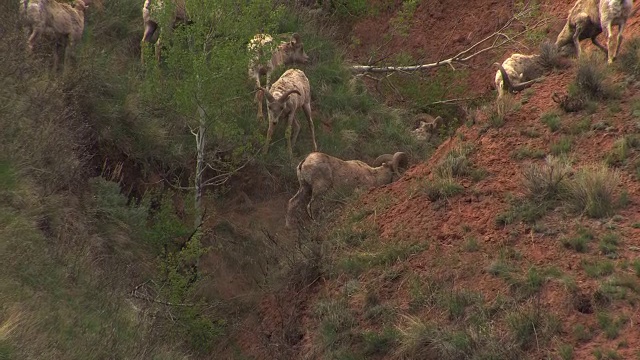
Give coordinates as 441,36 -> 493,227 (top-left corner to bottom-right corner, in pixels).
285,152 -> 409,228
248,33 -> 309,120
141,0 -> 188,64
411,115 -> 444,142
494,42 -> 565,100
21,0 -> 90,70
260,68 -> 318,156
555,0 -> 633,63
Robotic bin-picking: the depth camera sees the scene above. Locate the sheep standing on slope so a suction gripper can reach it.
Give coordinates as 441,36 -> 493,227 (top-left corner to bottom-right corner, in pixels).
600,0 -> 634,63
141,0 -> 188,64
248,33 -> 309,121
260,69 -> 318,156
21,0 -> 90,70
285,152 -> 409,228
555,0 -> 633,63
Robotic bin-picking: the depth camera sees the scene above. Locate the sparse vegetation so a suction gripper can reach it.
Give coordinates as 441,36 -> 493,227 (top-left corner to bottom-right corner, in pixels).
561,226 -> 594,253
583,260 -> 615,278
572,52 -> 615,100
596,312 -> 628,339
541,111 -> 562,132
550,136 -> 573,155
563,164 -> 621,218
511,146 -> 546,160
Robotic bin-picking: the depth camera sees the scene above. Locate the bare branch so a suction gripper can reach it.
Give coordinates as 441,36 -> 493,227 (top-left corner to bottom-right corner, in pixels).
350,5 -> 548,74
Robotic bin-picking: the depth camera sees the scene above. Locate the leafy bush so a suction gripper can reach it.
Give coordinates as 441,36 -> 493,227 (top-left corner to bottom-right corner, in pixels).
617,37 -> 640,77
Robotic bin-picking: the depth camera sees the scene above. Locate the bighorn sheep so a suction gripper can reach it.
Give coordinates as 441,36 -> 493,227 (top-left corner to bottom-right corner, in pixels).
248,33 -> 309,120
555,0 -> 633,63
141,0 -> 189,64
494,42 -> 565,100
260,68 -> 317,156
285,152 -> 409,228
21,0 -> 90,70
411,115 -> 444,142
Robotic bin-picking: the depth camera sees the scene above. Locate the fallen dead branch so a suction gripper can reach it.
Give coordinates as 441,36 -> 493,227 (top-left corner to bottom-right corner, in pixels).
351,4 -> 548,74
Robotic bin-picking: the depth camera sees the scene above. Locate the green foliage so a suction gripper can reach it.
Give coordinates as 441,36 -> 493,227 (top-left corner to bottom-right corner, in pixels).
390,0 -> 420,36
617,37 -> 640,78
336,242 -> 425,277
561,227 -> 594,253
550,136 -> 573,155
361,328 -> 398,356
599,232 -> 620,256
572,52 -> 614,100
540,111 -> 562,132
511,146 -> 546,160
632,259 -> 640,277
573,323 -> 593,342
522,155 -> 572,201
564,164 -> 620,218
424,173 -> 465,200
582,260 -> 615,278
596,312 -> 628,339
558,344 -> 574,360
506,308 -> 559,351
434,144 -> 475,178
463,237 -> 480,252
315,299 -> 356,350
593,348 -> 622,360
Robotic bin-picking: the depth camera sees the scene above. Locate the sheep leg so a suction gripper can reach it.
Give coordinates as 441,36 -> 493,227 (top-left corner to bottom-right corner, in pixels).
155,35 -> 162,63
263,120 -> 276,154
302,102 -> 318,152
605,23 -> 615,64
286,181 -> 311,229
612,23 -> 625,64
308,177 -> 331,220
141,22 -> 157,65
591,36 -> 608,56
573,25 -> 583,58
255,77 -> 264,121
285,111 -> 299,158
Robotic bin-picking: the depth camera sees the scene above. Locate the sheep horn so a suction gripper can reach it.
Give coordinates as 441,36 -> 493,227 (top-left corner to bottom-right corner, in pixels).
494,62 -> 515,94
291,33 -> 301,43
258,87 -> 275,103
278,89 -> 301,103
391,152 -> 409,175
372,154 -> 393,167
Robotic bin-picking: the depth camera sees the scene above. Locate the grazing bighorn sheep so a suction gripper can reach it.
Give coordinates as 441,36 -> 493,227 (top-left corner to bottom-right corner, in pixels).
260,68 -> 317,156
494,42 -> 565,100
555,0 -> 633,63
141,0 -> 188,64
248,33 -> 309,120
285,152 -> 409,228
21,0 -> 90,70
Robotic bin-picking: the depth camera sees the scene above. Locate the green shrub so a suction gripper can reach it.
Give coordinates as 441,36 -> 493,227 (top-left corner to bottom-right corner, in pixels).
563,164 -> 620,218
540,111 -> 562,132
617,37 -> 640,78
561,227 -> 594,253
550,136 -> 573,155
522,155 -> 572,201
573,53 -> 613,100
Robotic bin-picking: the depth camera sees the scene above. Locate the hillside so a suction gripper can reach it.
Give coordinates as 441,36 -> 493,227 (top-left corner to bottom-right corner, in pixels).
3,0 -> 640,359
246,1 -> 640,360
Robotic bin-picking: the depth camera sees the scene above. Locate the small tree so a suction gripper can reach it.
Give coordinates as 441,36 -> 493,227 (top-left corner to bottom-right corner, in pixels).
142,0 -> 284,227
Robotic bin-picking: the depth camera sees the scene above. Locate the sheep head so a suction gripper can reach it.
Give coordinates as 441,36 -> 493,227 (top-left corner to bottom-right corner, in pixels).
283,33 -> 309,65
373,152 -> 409,178
259,87 -> 301,120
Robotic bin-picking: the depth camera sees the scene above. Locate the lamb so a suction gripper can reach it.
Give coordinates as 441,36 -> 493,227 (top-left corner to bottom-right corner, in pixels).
260,68 -> 317,156
285,151 -> 409,228
141,0 -> 189,64
21,0 -> 90,70
248,33 -> 309,120
555,0 -> 633,63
